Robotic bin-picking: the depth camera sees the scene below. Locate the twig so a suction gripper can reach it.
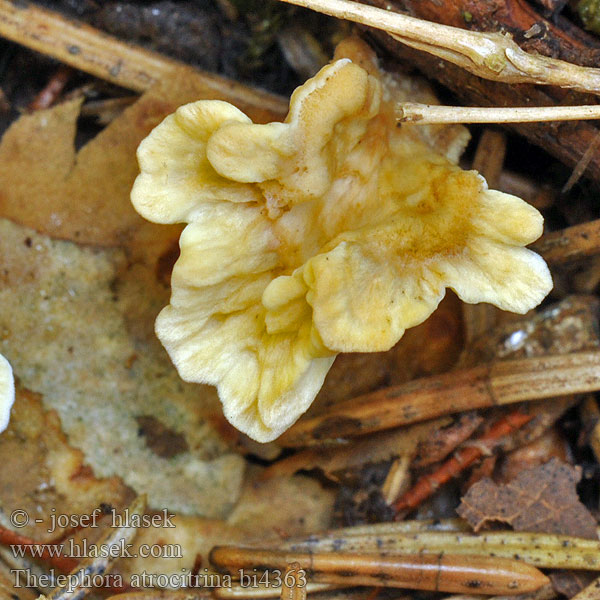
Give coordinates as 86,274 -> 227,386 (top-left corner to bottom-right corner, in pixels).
210,546 -> 549,595
262,419 -> 449,480
531,219 -> 600,266
285,528 -> 600,570
280,350 -> 600,446
275,0 -> 600,94
397,104 -> 600,124
393,411 -> 532,513
0,0 -> 287,120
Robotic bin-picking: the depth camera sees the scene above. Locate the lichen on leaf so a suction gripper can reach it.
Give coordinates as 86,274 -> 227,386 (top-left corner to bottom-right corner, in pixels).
131,38 -> 553,442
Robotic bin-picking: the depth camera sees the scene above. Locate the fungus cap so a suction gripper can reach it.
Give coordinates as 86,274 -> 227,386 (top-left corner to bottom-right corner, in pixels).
0,354 -> 14,433
131,39 -> 552,442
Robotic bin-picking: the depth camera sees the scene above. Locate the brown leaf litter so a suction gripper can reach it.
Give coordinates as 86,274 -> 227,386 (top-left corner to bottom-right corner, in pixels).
457,458 -> 598,539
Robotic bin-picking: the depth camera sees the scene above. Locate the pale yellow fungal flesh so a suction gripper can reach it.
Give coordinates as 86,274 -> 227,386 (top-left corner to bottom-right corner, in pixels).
131,39 -> 552,442
0,354 -> 15,433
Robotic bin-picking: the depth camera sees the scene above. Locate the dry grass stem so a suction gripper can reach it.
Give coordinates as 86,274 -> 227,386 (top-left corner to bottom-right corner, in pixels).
210,547 -> 549,595
397,104 -> 600,124
275,0 -> 600,94
328,518 -> 469,536
281,350 -> 600,445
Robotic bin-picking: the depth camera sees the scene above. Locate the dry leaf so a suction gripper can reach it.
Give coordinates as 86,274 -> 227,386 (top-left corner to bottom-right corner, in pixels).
0,72 -> 283,259
457,458 -> 598,538
0,95 -> 175,254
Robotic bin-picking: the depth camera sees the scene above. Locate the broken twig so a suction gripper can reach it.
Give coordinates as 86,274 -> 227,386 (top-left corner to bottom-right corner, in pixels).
276,0 -> 600,94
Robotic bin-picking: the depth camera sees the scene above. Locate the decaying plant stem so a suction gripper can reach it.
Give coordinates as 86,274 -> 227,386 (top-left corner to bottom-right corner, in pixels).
210,547 -> 549,595
276,0 -> 600,93
284,528 -> 600,570
0,0 -> 287,121
281,350 -> 600,446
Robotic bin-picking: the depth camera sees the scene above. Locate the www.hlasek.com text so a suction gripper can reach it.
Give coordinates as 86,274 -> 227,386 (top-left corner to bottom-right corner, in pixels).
10,538 -> 182,560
